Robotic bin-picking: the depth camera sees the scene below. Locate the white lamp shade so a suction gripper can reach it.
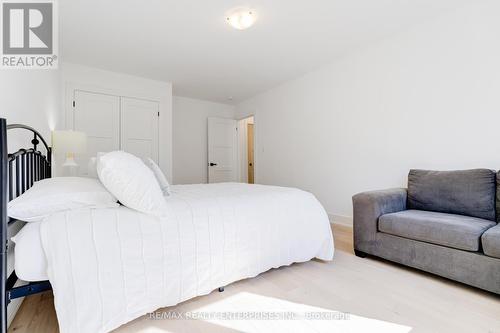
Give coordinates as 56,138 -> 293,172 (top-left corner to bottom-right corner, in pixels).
52,130 -> 87,155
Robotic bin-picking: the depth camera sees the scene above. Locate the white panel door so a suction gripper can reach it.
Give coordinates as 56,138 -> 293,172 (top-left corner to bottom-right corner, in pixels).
73,90 -> 120,176
120,97 -> 159,162
208,117 -> 238,183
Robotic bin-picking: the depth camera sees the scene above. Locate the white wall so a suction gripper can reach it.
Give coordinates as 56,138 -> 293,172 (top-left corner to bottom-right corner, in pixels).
0,69 -> 61,326
0,71 -> 61,149
236,1 -> 500,222
61,63 -> 173,180
173,96 -> 235,184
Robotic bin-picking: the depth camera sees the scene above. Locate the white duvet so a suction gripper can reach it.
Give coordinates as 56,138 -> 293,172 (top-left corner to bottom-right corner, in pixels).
40,183 -> 334,333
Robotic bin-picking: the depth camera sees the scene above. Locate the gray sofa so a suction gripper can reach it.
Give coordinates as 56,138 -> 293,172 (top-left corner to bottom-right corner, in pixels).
352,169 -> 500,294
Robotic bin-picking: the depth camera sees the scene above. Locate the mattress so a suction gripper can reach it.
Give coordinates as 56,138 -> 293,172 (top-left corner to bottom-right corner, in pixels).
12,221 -> 48,282
12,183 -> 335,295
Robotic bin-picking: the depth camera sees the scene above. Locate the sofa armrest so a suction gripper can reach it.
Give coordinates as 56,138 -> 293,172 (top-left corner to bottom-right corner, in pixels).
352,189 -> 407,252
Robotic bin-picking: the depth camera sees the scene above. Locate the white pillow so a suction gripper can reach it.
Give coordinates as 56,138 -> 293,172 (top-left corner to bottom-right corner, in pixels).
97,151 -> 167,216
87,152 -> 107,178
145,158 -> 170,196
8,177 -> 119,222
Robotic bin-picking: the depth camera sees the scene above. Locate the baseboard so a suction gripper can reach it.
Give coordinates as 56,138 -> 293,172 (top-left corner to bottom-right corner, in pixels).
328,213 -> 353,227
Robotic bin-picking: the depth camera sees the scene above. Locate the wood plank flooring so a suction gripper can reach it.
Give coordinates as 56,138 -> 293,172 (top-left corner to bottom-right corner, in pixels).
8,224 -> 500,333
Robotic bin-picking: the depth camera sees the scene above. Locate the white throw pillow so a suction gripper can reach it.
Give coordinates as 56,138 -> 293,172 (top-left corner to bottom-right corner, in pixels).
145,158 -> 170,196
8,177 -> 119,222
97,151 -> 167,216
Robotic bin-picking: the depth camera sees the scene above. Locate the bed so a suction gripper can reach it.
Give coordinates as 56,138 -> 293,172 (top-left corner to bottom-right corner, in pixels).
0,119 -> 334,333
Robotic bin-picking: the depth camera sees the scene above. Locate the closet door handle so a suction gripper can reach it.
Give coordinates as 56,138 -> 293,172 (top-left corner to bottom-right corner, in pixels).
209,162 -> 217,167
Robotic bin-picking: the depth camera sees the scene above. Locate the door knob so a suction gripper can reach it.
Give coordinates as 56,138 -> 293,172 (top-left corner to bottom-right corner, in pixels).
249,163 -> 253,166
209,162 -> 217,166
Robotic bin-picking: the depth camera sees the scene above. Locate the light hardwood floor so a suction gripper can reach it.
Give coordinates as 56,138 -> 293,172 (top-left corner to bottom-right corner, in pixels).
9,224 -> 500,333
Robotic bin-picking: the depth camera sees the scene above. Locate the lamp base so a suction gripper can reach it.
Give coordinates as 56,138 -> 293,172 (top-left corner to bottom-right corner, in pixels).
63,157 -> 78,167
62,154 -> 79,176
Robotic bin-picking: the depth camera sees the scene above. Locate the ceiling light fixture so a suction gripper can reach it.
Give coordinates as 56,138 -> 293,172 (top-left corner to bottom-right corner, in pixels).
226,8 -> 257,30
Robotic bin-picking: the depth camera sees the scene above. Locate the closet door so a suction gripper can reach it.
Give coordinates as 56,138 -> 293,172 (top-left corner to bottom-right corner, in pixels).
120,97 -> 159,163
73,90 -> 120,175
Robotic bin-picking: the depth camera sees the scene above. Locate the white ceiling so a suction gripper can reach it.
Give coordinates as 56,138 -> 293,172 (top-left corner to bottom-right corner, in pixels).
61,0 -> 469,104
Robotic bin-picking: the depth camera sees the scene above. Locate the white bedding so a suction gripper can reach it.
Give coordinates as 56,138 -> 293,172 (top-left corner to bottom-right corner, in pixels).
12,222 -> 48,282
39,183 -> 334,333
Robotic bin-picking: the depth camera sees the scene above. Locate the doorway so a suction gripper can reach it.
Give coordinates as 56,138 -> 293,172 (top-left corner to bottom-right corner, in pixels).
247,122 -> 254,184
237,116 -> 255,184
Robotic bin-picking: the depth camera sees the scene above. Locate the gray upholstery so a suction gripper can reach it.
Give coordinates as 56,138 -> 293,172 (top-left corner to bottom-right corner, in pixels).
353,187 -> 500,294
375,233 -> 500,294
497,171 -> 500,222
379,210 -> 495,251
482,224 -> 500,259
407,169 -> 496,221
353,189 -> 407,251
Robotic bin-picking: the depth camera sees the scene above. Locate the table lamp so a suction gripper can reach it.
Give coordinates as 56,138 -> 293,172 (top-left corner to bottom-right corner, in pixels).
52,130 -> 87,175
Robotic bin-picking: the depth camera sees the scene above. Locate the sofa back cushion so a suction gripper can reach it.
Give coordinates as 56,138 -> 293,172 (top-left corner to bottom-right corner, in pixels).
408,169 -> 496,221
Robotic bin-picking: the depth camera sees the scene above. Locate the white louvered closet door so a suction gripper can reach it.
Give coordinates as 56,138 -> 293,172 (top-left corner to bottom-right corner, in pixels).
73,90 -> 120,176
120,97 -> 159,163
72,91 -> 159,176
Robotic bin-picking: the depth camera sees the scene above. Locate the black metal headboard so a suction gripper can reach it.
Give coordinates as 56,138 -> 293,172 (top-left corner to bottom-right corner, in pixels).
4,123 -> 51,207
0,118 -> 52,332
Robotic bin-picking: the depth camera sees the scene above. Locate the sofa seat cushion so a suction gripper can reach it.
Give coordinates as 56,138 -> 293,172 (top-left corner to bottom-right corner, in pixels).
379,210 -> 496,251
482,224 -> 500,259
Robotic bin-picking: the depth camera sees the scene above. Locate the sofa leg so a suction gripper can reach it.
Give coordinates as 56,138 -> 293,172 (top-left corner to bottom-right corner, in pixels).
354,250 -> 367,258
218,287 -> 224,292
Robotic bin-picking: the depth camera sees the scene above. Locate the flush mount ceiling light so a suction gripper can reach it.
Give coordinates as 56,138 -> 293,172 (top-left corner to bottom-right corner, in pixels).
226,8 -> 257,30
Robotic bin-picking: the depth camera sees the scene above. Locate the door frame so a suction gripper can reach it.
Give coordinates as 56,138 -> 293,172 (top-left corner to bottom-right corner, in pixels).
236,114 -> 256,184
247,123 -> 254,184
